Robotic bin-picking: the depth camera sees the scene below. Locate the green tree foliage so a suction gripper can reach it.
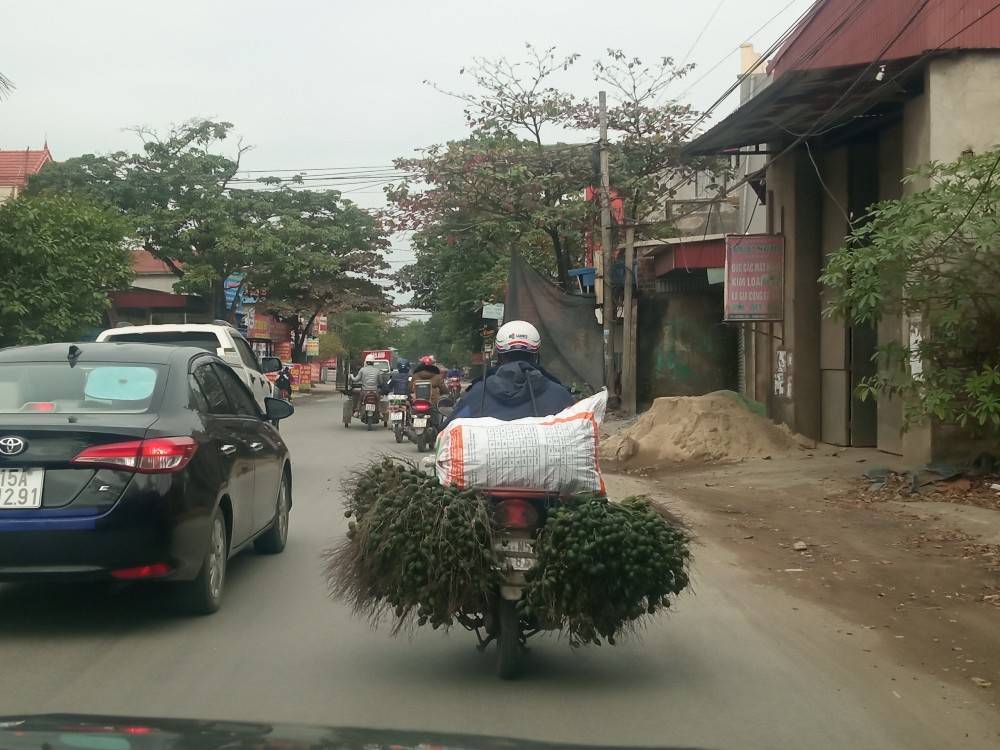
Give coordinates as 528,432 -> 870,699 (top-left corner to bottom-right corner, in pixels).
389,46 -> 715,346
388,316 -> 471,366
28,119 -> 253,316
821,147 -> 1000,434
245,188 -> 392,362
330,311 -> 393,361
0,193 -> 133,347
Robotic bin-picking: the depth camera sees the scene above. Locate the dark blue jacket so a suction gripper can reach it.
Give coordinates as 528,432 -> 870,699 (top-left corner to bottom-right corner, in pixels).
388,369 -> 411,395
447,361 -> 574,423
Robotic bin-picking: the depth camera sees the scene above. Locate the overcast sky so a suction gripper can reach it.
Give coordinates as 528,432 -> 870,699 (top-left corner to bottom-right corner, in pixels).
1,0 -> 814,310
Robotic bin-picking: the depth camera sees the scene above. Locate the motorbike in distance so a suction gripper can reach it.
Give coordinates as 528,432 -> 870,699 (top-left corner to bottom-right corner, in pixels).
388,393 -> 410,443
447,375 -> 461,400
342,380 -> 384,430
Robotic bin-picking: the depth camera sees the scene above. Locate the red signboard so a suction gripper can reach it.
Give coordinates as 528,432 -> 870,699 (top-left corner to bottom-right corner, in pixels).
309,363 -> 321,382
724,235 -> 784,321
274,341 -> 292,362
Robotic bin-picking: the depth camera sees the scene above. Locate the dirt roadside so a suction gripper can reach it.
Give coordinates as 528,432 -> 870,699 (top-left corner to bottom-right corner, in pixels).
602,439 -> 1000,712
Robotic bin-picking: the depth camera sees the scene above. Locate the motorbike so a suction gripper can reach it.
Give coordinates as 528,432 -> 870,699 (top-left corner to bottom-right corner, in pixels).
458,488 -> 561,679
408,396 -> 438,452
359,389 -> 381,431
387,393 -> 410,443
447,376 -> 461,400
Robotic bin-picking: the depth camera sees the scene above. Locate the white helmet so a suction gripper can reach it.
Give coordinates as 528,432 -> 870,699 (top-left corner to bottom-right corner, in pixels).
494,320 -> 541,354
364,356 -> 375,365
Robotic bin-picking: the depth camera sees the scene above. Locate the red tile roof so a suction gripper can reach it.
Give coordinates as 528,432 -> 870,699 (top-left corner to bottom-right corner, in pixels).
132,248 -> 184,274
0,146 -> 53,188
770,0 -> 1000,79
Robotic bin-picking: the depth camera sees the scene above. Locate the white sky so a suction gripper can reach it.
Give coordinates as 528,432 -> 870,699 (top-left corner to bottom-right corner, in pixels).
1,0 -> 815,310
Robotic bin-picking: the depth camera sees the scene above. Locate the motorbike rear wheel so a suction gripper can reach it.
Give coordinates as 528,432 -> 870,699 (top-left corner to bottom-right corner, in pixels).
496,599 -> 520,679
416,431 -> 426,452
394,423 -> 404,444
366,416 -> 373,431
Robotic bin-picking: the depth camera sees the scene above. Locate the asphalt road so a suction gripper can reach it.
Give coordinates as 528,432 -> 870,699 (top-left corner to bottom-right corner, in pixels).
0,394 -> 996,749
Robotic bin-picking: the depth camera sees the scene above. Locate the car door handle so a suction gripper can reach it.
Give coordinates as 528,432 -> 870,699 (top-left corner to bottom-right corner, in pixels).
220,444 -> 238,456
249,441 -> 264,452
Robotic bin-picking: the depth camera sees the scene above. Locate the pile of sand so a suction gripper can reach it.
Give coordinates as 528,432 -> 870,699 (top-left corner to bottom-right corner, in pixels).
600,392 -> 801,466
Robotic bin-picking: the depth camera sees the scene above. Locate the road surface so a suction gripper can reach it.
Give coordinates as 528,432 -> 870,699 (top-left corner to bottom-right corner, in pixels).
0,394 -> 996,749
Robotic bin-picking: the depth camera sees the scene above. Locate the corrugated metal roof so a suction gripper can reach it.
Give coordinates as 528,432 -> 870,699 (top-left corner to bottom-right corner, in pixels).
770,0 -> 1000,78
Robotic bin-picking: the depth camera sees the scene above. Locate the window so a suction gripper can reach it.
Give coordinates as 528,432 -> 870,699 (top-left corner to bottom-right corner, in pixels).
233,337 -> 262,373
103,331 -> 222,353
212,364 -> 260,418
192,365 -> 234,416
0,362 -> 164,414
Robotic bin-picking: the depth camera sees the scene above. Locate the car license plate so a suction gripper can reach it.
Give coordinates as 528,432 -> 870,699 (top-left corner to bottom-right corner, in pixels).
0,468 -> 44,509
494,538 -> 536,571
413,417 -> 427,428
390,412 -> 403,421
365,403 -> 376,412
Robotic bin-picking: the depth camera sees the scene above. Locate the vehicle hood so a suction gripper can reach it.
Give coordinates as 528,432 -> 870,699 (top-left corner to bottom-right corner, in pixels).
0,714 -> 709,750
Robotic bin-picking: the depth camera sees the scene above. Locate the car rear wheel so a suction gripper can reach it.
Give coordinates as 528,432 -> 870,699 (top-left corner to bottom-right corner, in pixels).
176,510 -> 228,615
254,475 -> 290,554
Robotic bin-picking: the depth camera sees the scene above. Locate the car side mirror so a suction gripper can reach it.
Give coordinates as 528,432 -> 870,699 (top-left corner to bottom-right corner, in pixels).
261,356 -> 282,374
264,396 -> 294,421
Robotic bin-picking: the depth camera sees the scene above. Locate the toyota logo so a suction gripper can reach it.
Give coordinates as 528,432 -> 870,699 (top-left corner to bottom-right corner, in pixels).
0,436 -> 27,456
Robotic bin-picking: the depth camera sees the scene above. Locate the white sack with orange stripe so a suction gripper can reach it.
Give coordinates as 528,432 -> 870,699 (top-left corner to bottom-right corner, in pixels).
435,389 -> 608,494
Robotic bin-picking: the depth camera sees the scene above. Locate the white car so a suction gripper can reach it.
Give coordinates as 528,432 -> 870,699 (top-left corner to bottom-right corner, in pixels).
96,322 -> 281,410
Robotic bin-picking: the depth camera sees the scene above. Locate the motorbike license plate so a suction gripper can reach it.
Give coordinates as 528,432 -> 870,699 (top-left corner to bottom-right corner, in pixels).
390,412 -> 403,421
494,538 -> 536,572
0,468 -> 44,509
413,417 -> 427,428
365,404 -> 376,412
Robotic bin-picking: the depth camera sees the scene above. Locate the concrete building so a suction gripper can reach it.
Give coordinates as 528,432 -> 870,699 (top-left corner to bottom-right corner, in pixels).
688,0 -> 1000,463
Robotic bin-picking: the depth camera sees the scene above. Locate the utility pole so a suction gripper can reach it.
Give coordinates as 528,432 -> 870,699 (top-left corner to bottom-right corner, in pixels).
598,91 -> 617,404
622,224 -> 636,415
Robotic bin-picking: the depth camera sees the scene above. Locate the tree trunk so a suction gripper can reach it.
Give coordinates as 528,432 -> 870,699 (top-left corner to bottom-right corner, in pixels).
546,226 -> 569,288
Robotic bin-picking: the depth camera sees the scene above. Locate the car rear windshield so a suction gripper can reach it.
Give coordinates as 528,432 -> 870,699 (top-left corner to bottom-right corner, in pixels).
0,362 -> 165,414
103,331 -> 221,352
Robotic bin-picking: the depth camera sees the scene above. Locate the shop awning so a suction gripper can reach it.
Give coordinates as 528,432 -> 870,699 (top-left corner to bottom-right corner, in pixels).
687,59 -> 924,156
640,235 -> 727,277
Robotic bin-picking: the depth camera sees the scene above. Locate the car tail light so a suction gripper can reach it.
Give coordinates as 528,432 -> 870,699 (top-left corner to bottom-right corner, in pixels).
71,437 -> 197,474
495,499 -> 541,530
413,400 -> 431,413
110,563 -> 172,579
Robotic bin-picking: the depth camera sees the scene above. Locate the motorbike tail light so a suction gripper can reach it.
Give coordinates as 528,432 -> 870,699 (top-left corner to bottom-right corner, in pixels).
495,499 -> 541,530
71,437 -> 198,474
110,563 -> 172,579
413,400 -> 431,414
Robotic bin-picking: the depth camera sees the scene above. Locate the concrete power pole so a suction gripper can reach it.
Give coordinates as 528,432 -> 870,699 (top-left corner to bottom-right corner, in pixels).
598,91 -> 616,403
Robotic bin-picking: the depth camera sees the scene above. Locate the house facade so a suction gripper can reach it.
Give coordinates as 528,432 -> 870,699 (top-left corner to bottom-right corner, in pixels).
688,0 -> 1000,463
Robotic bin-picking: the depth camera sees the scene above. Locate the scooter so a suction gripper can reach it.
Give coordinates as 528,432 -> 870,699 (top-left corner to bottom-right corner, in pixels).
358,389 -> 381,431
408,397 -> 437,453
388,393 -> 410,443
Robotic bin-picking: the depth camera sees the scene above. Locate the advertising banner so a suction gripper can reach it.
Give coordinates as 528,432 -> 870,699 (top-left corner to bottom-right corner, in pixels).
724,235 -> 784,321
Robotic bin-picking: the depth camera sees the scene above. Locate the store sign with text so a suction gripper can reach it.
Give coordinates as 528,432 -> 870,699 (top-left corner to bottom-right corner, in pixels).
724,235 -> 784,321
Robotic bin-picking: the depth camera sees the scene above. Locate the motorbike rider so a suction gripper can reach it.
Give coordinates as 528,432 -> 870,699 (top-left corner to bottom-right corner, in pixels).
410,355 -> 446,405
446,320 -> 574,422
275,366 -> 292,401
388,358 -> 412,396
352,355 -> 387,415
